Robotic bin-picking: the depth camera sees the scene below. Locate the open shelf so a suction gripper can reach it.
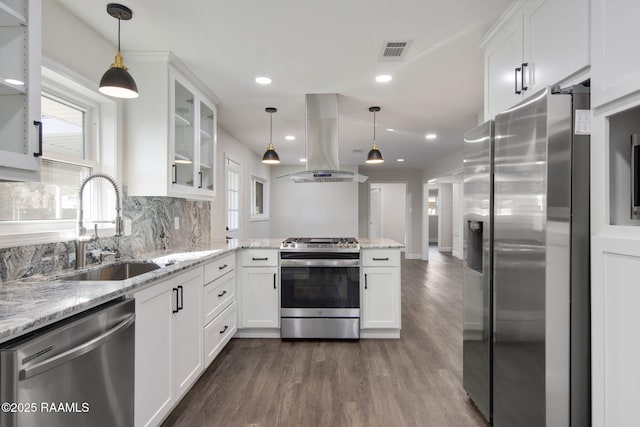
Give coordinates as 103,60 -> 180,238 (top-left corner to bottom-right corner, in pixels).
200,128 -> 212,139
174,152 -> 193,163
199,163 -> 212,170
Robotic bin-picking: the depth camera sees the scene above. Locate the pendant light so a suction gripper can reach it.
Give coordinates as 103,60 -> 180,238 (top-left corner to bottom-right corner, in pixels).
366,106 -> 384,164
99,3 -> 139,99
262,107 -> 280,164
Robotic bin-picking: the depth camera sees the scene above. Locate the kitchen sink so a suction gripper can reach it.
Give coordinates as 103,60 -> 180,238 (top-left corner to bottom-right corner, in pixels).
61,261 -> 162,281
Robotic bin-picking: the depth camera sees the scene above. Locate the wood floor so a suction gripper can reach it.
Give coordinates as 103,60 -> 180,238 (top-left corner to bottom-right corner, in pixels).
162,249 -> 487,427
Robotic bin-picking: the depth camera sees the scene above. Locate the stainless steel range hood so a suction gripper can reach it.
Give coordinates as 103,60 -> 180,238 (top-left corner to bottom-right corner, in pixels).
280,94 -> 368,183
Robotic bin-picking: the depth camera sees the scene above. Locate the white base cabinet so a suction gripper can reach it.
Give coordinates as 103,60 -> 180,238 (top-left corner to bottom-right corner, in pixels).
202,253 -> 237,367
361,249 -> 401,331
239,250 -> 279,330
134,267 -> 203,427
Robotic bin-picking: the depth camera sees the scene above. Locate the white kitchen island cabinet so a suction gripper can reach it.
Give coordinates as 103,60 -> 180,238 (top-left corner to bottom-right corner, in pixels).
133,267 -> 203,427
124,52 -> 218,201
360,249 -> 401,338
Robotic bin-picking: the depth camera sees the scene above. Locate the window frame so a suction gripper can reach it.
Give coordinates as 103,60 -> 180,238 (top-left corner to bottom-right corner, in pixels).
225,156 -> 241,236
0,62 -> 119,249
250,174 -> 269,221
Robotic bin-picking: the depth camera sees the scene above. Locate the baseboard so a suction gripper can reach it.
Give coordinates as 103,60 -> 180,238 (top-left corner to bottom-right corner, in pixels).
452,250 -> 461,259
405,253 -> 421,259
439,246 -> 453,252
360,329 -> 401,339
234,328 -> 281,338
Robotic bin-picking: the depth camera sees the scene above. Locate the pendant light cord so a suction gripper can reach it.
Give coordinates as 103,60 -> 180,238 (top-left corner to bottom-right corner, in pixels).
117,17 -> 121,51
373,110 -> 376,142
269,111 -> 273,143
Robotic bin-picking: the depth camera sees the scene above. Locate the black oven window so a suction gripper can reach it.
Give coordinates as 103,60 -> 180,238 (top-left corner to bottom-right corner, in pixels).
281,266 -> 360,309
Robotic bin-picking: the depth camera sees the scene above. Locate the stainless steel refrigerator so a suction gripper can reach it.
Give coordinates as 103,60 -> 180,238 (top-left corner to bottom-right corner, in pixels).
463,86 -> 591,426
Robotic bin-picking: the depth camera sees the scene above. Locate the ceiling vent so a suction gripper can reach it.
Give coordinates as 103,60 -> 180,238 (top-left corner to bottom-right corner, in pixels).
380,40 -> 412,62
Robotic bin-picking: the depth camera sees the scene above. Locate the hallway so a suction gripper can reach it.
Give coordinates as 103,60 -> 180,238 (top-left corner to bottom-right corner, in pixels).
163,249 -> 486,427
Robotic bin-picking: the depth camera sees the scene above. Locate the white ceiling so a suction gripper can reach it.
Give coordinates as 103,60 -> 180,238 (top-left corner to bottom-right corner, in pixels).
57,0 -> 511,169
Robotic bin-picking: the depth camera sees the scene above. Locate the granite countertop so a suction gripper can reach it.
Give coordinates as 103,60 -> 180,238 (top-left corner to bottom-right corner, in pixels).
0,237 -> 402,344
358,238 -> 405,249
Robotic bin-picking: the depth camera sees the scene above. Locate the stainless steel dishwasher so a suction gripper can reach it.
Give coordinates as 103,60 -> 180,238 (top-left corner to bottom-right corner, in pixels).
0,298 -> 135,427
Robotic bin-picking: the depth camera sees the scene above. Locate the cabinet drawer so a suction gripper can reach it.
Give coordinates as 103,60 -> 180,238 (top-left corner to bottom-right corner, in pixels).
204,253 -> 235,284
361,250 -> 400,267
204,301 -> 237,366
203,272 -> 235,325
241,249 -> 278,267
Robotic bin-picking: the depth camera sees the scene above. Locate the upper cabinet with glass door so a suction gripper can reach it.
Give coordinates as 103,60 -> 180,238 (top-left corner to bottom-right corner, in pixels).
0,0 -> 42,181
125,52 -> 218,201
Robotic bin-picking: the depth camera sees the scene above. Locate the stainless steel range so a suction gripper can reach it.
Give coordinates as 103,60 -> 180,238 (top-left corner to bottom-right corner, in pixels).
280,237 -> 360,339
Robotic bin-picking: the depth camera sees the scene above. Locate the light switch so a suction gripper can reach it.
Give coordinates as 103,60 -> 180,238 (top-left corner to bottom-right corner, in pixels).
174,217 -> 180,230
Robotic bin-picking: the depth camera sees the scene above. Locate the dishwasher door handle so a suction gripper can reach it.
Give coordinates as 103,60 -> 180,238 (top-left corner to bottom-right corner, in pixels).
19,314 -> 135,380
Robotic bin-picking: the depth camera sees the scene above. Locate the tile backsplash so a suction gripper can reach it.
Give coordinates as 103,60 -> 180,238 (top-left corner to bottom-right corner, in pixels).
0,196 -> 211,282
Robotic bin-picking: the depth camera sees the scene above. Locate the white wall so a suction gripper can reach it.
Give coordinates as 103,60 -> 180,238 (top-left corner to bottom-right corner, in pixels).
358,167 -> 423,257
452,182 -> 463,259
438,183 -> 453,252
371,183 -> 406,246
212,128 -> 271,240
269,165 -> 359,237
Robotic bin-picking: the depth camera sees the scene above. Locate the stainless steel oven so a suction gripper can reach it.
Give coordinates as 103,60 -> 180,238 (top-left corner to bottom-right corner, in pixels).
280,238 -> 360,339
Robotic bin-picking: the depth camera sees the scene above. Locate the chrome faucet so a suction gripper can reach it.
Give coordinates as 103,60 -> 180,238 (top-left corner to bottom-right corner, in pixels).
76,173 -> 123,269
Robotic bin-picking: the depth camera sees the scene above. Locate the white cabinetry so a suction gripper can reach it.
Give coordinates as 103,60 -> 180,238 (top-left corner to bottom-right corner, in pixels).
591,0 -> 640,108
482,0 -> 589,119
125,52 -> 218,201
202,253 -> 237,366
361,249 -> 401,336
239,249 -> 279,331
134,267 -> 203,427
0,0 -> 41,181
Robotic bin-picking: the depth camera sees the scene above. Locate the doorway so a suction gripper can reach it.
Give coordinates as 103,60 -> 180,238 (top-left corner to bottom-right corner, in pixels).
369,183 -> 407,247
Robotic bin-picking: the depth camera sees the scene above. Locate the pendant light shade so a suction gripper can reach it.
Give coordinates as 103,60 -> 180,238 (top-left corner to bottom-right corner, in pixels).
262,107 -> 280,164
99,4 -> 139,99
366,106 -> 384,164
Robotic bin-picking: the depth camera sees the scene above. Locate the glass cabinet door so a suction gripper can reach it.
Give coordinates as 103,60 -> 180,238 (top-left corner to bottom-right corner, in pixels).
199,101 -> 215,191
173,80 -> 195,188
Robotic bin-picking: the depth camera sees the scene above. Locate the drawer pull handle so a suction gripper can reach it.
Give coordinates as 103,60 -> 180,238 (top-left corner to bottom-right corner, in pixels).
218,264 -> 228,270
273,273 -> 277,289
365,274 -> 368,290
252,257 -> 268,261
219,325 -> 229,334
218,290 -> 227,298
172,288 -> 179,313
372,257 -> 389,261
521,62 -> 529,91
514,67 -> 522,94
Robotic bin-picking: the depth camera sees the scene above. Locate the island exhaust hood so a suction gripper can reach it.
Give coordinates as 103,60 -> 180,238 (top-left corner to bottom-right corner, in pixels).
279,94 -> 368,183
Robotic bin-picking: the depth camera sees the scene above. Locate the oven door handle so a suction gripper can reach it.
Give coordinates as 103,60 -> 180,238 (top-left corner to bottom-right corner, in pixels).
19,314 -> 135,380
280,259 -> 360,267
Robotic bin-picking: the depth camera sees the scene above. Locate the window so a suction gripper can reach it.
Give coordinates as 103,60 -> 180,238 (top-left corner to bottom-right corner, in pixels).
250,174 -> 268,221
427,196 -> 438,215
226,158 -> 241,235
0,65 -> 118,247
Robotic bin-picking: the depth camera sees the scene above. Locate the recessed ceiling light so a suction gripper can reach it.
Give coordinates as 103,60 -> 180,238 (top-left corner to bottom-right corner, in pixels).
4,78 -> 24,85
299,158 -> 307,162
397,158 -> 405,162
425,133 -> 437,140
285,135 -> 295,141
375,74 -> 392,83
386,128 -> 395,132
255,76 -> 272,85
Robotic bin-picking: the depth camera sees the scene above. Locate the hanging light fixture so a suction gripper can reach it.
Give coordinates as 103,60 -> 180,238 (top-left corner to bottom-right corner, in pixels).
262,107 -> 280,164
366,106 -> 384,164
99,3 -> 139,99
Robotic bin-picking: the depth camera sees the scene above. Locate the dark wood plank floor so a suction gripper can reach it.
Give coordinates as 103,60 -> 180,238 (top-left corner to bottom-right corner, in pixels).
163,249 -> 487,427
